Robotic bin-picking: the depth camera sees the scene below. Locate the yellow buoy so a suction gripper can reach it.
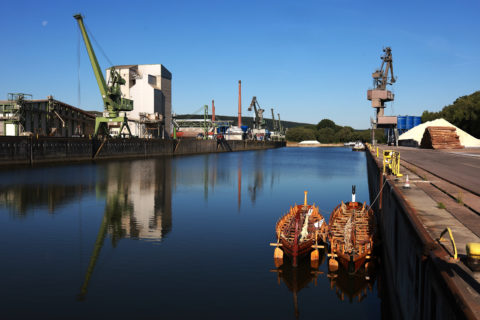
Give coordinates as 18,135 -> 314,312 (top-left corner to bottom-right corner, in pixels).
274,247 -> 283,260
311,249 -> 319,261
328,258 -> 339,272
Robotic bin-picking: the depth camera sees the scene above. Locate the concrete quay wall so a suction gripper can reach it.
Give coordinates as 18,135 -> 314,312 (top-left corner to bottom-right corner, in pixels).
366,150 -> 467,320
0,137 -> 285,165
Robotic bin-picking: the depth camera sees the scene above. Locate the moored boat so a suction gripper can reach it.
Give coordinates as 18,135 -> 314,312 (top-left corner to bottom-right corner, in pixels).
272,191 -> 328,267
352,141 -> 365,151
328,186 -> 374,274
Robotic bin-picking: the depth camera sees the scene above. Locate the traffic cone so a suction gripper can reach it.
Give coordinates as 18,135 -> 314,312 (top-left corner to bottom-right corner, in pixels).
403,175 -> 410,189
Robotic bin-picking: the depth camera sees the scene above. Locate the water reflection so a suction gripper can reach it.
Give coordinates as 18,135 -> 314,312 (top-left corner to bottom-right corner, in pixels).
0,184 -> 94,216
103,159 -> 172,242
0,159 -> 172,241
0,148 -> 383,318
171,152 -> 271,209
272,254 -> 379,318
271,254 -> 326,318
327,263 -> 377,303
79,158 -> 172,299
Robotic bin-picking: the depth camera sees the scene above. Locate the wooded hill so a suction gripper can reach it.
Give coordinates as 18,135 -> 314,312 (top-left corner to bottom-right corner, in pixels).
285,119 -> 386,143
422,90 -> 480,138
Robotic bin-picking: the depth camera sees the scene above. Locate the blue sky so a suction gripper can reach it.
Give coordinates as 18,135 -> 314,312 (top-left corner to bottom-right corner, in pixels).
1,0 -> 479,129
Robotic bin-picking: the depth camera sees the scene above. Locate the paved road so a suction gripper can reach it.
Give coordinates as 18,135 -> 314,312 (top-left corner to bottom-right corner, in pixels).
391,147 -> 480,196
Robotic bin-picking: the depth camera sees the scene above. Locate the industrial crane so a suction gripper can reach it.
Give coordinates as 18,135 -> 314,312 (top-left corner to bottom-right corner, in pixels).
248,96 -> 265,129
367,47 -> 398,145
368,47 -> 396,118
372,47 -> 395,90
74,14 -> 133,137
277,113 -> 283,134
271,108 -> 277,132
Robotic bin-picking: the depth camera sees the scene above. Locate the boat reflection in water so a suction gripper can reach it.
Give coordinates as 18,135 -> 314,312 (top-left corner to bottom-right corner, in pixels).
327,260 -> 377,303
272,251 -> 378,317
271,252 -> 326,318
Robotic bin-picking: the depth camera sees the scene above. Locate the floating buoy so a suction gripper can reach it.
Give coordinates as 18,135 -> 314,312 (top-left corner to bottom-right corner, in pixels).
310,249 -> 320,268
311,248 -> 319,261
328,258 -> 338,272
274,247 -> 283,260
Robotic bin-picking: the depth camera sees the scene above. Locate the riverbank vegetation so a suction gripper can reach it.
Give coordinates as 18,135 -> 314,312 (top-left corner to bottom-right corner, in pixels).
286,119 -> 386,143
422,91 -> 480,138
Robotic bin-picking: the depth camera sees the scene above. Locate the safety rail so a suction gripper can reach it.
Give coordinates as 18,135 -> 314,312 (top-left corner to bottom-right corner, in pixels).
382,150 -> 403,177
365,143 -> 380,158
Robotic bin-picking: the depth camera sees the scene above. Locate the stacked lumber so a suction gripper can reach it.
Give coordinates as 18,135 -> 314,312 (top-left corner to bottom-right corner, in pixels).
420,126 -> 464,149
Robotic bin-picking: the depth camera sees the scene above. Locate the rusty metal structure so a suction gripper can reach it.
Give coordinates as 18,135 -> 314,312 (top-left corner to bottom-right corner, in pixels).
0,94 -> 95,137
367,47 -> 398,145
238,80 -> 242,127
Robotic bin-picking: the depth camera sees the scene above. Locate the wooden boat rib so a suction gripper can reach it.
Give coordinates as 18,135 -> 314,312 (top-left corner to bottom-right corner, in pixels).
328,201 -> 374,273
274,192 -> 328,267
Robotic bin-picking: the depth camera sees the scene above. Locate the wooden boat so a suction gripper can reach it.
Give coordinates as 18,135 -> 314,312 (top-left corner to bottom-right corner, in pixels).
328,187 -> 374,274
272,191 -> 328,267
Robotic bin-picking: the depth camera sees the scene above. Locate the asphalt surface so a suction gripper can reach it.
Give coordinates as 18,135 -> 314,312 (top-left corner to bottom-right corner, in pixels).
393,147 -> 480,196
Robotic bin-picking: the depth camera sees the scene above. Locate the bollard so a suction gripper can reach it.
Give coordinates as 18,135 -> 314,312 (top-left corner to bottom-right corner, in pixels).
403,175 -> 410,189
466,243 -> 480,271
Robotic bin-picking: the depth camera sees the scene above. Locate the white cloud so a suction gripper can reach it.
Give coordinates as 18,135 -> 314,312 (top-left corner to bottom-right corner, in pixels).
42,20 -> 48,27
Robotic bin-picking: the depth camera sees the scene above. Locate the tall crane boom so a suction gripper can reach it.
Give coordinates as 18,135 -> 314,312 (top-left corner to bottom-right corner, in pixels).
74,13 -> 133,137
74,14 -> 108,100
372,47 -> 395,90
247,96 -> 265,129
277,113 -> 283,133
271,108 -> 277,131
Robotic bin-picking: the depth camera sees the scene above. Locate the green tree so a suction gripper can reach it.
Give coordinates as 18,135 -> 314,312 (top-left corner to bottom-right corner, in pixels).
335,126 -> 354,142
316,127 -> 336,143
316,119 -> 337,130
421,90 -> 480,138
286,127 -> 317,142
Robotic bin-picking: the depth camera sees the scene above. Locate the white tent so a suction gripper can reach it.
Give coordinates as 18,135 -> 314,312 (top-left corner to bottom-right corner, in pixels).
398,118 -> 480,147
298,140 -> 321,145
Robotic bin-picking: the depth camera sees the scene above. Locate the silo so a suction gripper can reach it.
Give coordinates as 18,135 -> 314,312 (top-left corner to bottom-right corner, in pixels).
397,116 -> 406,130
406,116 -> 414,130
413,116 -> 421,127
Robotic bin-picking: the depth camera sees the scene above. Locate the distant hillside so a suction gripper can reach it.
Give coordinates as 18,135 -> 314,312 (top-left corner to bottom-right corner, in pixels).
422,90 -> 480,138
175,114 -> 310,131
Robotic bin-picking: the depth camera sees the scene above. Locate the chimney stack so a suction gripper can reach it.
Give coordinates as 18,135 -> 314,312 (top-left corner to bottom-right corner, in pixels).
212,99 -> 215,122
238,80 -> 242,127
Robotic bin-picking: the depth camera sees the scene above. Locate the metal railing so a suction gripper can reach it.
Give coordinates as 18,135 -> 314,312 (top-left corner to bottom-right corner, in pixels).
383,150 -> 403,177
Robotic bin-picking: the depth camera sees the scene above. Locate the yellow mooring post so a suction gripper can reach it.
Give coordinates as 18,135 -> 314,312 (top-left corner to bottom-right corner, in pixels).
304,191 -> 308,206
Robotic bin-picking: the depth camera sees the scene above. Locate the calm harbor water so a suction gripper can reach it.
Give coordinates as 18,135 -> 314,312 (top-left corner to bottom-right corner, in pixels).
0,147 -> 389,319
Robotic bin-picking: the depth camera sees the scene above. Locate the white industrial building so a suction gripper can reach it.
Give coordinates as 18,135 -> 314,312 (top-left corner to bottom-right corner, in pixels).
107,64 -> 172,138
